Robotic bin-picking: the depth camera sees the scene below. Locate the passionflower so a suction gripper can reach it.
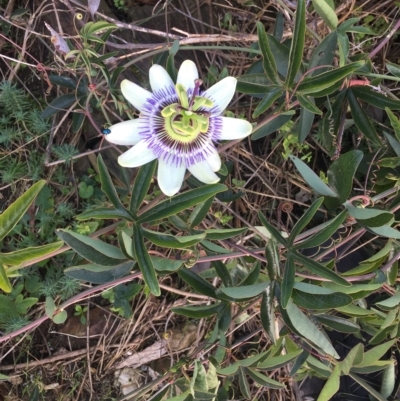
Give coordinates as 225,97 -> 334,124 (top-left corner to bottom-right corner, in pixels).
105,60 -> 252,196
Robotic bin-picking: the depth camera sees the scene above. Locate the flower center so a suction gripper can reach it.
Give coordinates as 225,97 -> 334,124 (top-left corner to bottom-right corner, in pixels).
161,80 -> 213,144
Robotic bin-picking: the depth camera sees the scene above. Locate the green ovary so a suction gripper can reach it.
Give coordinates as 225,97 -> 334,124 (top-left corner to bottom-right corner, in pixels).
161,84 -> 213,144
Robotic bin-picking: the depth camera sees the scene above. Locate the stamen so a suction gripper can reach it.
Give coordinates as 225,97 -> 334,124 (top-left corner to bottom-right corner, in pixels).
192,96 -> 213,111
161,103 -> 179,117
176,84 -> 189,109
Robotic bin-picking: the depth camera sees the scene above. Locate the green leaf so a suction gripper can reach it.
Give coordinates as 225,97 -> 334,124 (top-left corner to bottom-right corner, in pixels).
317,364 -> 340,401
265,239 -> 280,280
142,228 -> 205,249
64,261 -> 134,284
169,39 -> 179,55
188,197 -> 214,228
290,156 -> 338,197
268,34 -> 291,78
53,310 -> 68,324
45,296 -> 56,318
340,343 -> 364,375
240,261 -> 261,286
205,227 -> 247,240
294,209 -> 347,250
352,86 -> 400,110
258,211 -> 288,246
237,73 -> 271,94
172,303 -> 222,318
380,362 -> 395,399
245,368 -> 285,390
56,229 -> 126,266
193,360 -> 208,392
0,263 -> 11,293
0,373 -> 10,381
308,31 -> 337,76
286,300 -> 339,358
376,291 -> 400,309
327,150 -> 363,203
297,61 -> 364,95
76,208 -> 133,221
75,186 -> 104,206
72,111 -> 85,133
218,281 -> 268,300
367,225 -> 400,239
345,203 -> 394,227
386,61 -> 400,77
97,154 -> 127,212
386,108 -> 400,142
335,304 -> 373,317
314,314 -> 360,334
312,0 -> 338,30
292,289 -> 352,309
348,89 -> 381,145
256,22 -> 280,85
252,111 -> 295,140
252,87 -> 282,118
137,184 -> 226,223
298,94 -> 322,115
297,103 -> 315,143
132,224 -> 160,296
212,260 -> 233,287
86,20 -> 117,35
383,131 -> 400,156
40,94 -> 78,118
130,160 -> 156,214
260,286 -> 276,343
257,350 -> 302,369
178,267 -> 217,298
286,0 -> 306,87
289,198 -> 324,246
322,282 -> 382,294
49,75 -> 77,90
349,373 -> 388,401
238,367 -> 251,399
0,242 -> 63,266
0,180 -> 45,241
293,251 -> 351,286
281,252 -> 295,309
151,256 -> 183,273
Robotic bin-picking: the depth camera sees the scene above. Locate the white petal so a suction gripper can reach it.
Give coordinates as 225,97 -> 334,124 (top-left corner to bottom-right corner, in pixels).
121,79 -> 152,112
203,77 -> 237,114
104,119 -> 142,146
149,64 -> 174,93
157,159 -> 186,196
177,60 -> 199,93
188,160 -> 220,184
206,146 -> 222,172
118,140 -> 157,168
219,117 -> 253,140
